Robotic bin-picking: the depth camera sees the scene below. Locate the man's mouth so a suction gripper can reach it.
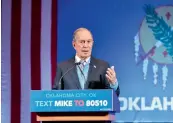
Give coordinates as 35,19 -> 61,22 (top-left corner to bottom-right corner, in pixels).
82,50 -> 89,52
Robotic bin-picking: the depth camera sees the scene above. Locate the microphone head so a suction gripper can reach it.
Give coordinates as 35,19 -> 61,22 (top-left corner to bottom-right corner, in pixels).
75,60 -> 85,65
75,62 -> 81,65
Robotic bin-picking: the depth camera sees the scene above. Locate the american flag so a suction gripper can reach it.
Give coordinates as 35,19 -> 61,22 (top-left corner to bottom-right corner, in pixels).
1,0 -> 57,123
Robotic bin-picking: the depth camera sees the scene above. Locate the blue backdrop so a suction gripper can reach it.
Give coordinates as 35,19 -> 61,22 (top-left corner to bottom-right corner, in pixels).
57,0 -> 173,122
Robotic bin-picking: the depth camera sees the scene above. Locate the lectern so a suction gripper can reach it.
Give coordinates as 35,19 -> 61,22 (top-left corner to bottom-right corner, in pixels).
30,89 -> 120,122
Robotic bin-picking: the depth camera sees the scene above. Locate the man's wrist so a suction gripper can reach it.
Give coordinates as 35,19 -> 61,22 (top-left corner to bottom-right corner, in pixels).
111,78 -> 118,86
110,79 -> 118,90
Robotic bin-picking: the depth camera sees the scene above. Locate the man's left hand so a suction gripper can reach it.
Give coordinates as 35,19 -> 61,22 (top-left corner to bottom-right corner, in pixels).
105,66 -> 117,85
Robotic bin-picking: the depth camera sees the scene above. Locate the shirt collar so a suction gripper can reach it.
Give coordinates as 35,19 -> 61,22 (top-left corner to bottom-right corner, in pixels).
75,55 -> 91,64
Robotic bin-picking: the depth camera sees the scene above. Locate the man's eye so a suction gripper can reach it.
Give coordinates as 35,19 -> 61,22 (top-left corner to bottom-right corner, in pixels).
80,40 -> 85,43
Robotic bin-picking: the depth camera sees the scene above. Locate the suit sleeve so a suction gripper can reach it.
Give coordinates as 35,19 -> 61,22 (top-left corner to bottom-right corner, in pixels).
52,64 -> 62,90
102,63 -> 120,97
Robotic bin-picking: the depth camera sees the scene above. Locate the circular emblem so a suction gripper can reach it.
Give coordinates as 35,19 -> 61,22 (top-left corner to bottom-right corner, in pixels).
139,6 -> 173,64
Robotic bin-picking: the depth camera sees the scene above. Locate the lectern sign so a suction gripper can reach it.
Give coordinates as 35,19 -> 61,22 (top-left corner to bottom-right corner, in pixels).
30,89 -> 119,112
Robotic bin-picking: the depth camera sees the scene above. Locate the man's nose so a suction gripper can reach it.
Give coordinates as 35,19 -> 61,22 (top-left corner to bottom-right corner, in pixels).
83,42 -> 89,47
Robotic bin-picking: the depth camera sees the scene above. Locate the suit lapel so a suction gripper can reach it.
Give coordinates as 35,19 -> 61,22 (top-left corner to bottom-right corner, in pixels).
85,57 -> 97,89
68,58 -> 81,89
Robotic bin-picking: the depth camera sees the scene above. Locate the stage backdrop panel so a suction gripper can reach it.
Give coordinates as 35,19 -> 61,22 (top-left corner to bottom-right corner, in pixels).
57,0 -> 173,122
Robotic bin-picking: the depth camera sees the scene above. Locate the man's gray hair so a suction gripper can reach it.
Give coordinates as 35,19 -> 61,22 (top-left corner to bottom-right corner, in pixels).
73,27 -> 93,41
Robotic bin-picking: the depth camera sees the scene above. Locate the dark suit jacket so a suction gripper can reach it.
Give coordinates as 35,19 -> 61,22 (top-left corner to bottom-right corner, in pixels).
53,56 -> 120,96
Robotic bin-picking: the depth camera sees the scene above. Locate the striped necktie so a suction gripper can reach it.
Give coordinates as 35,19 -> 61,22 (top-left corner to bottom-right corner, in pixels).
80,60 -> 86,70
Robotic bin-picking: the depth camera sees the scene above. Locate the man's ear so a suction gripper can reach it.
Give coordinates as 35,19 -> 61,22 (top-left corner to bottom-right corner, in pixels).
72,41 -> 75,48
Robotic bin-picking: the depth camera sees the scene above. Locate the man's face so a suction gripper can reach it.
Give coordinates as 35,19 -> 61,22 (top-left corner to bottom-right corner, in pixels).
73,29 -> 94,59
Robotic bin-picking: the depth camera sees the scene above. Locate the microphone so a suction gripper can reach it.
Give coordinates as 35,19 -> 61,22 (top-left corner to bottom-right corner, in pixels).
58,62 -> 80,89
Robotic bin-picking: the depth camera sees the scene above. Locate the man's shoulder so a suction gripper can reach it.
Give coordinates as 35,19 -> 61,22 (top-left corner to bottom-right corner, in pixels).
92,57 -> 109,66
57,58 -> 74,68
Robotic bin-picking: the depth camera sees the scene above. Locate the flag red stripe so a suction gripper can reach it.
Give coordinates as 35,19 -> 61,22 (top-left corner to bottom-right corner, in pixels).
51,0 -> 57,87
31,0 -> 41,122
10,0 -> 21,123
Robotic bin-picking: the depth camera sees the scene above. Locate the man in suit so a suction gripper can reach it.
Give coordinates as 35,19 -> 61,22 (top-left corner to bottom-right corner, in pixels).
52,27 -> 120,123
